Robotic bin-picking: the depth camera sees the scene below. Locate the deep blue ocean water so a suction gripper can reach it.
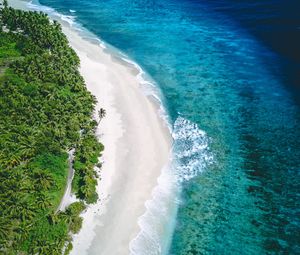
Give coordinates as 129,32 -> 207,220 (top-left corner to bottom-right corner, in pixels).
33,0 -> 300,254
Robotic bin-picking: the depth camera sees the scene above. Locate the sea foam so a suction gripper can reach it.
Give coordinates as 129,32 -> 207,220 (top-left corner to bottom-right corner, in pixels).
28,1 -> 77,28
172,117 -> 214,182
130,117 -> 214,255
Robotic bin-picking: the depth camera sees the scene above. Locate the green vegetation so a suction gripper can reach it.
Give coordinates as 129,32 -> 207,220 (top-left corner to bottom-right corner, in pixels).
73,124 -> 104,204
0,2 -> 103,254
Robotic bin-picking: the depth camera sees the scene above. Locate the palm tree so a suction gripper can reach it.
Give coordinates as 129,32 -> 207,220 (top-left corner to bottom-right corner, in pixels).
32,240 -> 52,255
5,153 -> 21,168
51,241 -> 64,255
14,222 -> 31,242
80,184 -> 93,199
18,200 -> 36,221
36,193 -> 52,209
0,219 -> 12,240
59,211 -> 72,225
98,108 -> 106,121
3,0 -> 8,9
33,170 -> 55,190
48,212 -> 59,225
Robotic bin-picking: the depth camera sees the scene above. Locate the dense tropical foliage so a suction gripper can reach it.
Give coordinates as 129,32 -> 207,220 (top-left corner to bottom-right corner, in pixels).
0,1 -> 103,254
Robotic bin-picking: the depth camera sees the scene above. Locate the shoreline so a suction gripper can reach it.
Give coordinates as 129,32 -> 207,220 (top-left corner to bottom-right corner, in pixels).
10,0 -> 173,254
68,26 -> 172,255
66,25 -> 172,255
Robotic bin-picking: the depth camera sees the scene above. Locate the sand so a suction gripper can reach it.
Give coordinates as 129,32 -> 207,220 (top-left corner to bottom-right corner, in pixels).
66,27 -> 172,255
8,0 -> 173,254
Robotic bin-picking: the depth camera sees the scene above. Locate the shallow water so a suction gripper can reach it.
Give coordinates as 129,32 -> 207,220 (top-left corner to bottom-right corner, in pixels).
33,0 -> 300,253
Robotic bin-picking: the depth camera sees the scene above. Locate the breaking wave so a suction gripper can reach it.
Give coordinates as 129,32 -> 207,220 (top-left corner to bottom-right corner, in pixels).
130,116 -> 214,255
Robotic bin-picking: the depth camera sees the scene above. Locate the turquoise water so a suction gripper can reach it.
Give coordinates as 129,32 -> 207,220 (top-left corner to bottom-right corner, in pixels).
32,0 -> 300,253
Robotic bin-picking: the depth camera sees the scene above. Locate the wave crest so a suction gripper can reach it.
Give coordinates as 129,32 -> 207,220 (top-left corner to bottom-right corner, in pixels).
172,116 -> 214,182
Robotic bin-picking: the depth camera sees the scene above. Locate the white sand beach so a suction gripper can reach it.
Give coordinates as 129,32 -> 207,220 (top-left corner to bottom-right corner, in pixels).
10,1 -> 172,254
66,27 -> 172,255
